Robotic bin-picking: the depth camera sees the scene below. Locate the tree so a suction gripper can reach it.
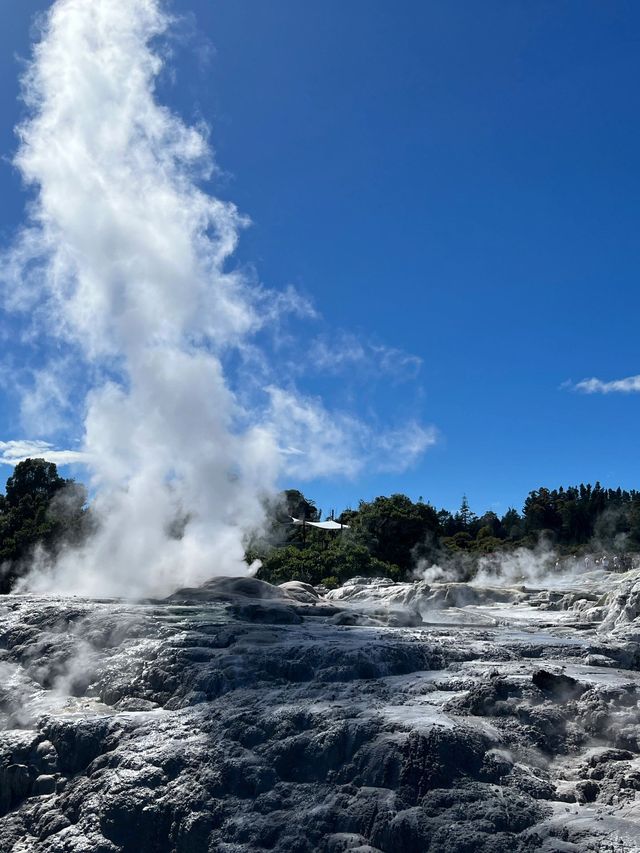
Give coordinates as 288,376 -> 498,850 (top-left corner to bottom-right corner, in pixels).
0,458 -> 87,592
500,508 -> 523,541
442,531 -> 473,552
348,494 -> 440,572
458,495 -> 474,529
476,511 -> 501,538
281,489 -> 320,523
523,488 -> 561,538
5,459 -> 67,507
629,497 -> 640,547
257,540 -> 400,587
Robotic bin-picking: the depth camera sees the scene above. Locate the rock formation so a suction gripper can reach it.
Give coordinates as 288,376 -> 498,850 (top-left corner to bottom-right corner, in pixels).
1,572 -> 639,851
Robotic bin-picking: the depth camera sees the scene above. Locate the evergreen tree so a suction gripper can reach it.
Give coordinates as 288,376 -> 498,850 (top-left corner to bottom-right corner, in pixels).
0,458 -> 87,592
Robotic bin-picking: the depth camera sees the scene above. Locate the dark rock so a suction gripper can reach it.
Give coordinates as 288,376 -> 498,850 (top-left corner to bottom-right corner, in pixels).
228,602 -> 303,624
575,779 -> 600,803
115,697 -> 160,712
166,576 -> 287,603
32,774 -> 56,795
42,717 -> 114,775
532,669 -> 584,700
0,763 -> 30,816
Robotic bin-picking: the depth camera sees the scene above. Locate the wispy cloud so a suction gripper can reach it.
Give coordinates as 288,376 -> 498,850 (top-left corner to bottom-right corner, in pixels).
0,440 -> 88,466
19,358 -> 77,435
372,422 -> 438,472
573,375 -> 640,394
267,386 -> 436,480
308,332 -> 422,380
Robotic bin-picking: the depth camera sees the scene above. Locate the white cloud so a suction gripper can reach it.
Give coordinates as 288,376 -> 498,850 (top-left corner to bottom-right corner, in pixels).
258,284 -> 318,325
0,440 -> 88,466
308,333 -> 366,372
266,387 -> 436,480
19,359 -> 76,435
371,422 -> 438,472
574,375 -> 640,394
370,344 -> 423,378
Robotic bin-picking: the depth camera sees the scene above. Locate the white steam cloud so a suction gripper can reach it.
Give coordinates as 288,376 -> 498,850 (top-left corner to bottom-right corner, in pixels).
1,0 -> 434,597
4,0 -> 279,596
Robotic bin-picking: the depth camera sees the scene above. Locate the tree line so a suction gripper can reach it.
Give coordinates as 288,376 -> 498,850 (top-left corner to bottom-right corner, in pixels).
1,458 -> 640,592
253,484 -> 640,588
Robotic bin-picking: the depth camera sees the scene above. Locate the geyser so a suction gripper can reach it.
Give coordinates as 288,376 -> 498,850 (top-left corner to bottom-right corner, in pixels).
1,0 -> 434,597
2,0 -> 281,596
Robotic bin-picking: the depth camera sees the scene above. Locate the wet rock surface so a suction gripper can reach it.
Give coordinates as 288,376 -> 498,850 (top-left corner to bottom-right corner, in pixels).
1,573 -> 640,851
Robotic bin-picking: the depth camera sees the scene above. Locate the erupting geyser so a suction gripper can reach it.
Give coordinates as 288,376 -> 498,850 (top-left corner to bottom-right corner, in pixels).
2,0 -> 433,598
3,0 -> 282,595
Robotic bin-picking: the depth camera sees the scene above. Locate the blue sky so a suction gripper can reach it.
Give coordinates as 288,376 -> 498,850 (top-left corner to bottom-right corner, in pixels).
1,0 -> 640,519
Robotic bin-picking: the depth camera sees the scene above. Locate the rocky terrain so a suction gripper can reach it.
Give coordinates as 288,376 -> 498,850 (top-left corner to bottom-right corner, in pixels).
1,570 -> 640,851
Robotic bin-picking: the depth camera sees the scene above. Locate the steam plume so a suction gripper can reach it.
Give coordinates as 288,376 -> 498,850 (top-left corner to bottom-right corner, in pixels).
2,0 -> 433,596
2,0 -> 281,596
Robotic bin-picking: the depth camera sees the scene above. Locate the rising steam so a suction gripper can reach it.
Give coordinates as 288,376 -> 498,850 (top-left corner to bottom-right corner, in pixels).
2,0 -> 433,596
5,0 -> 279,596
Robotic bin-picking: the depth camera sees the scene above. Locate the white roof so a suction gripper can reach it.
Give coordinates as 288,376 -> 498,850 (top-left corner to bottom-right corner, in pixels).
291,517 -> 349,530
